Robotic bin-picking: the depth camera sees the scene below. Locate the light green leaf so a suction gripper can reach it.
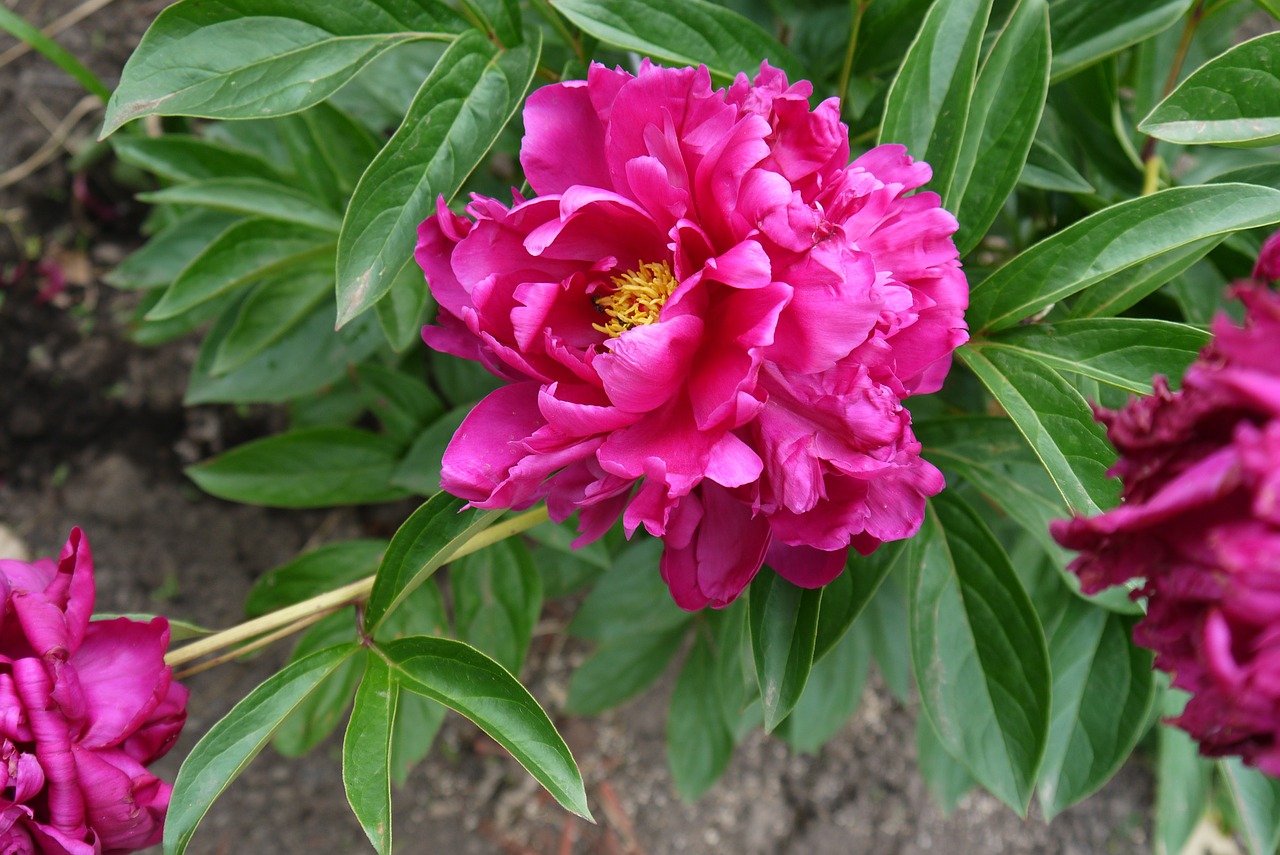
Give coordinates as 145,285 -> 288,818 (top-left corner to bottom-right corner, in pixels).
364,493 -> 501,632
138,178 -> 342,232
550,0 -> 803,84
1140,33 -> 1280,147
451,538 -> 543,674
1222,757 -> 1280,855
105,209 -> 241,290
779,618 -> 871,754
748,573 -> 821,733
384,636 -> 592,819
375,260 -> 436,352
879,0 -> 993,200
111,135 -> 286,184
569,538 -> 691,642
1065,235 -> 1223,319
344,656 -> 395,854
967,183 -> 1280,332
335,31 -> 540,327
916,710 -> 976,814
1036,600 -> 1154,818
186,426 -> 411,507
1155,709 -> 1212,855
101,0 -> 468,135
184,300 -> 384,405
164,644 -> 360,854
1048,0 -> 1192,81
146,219 -> 334,321
812,541 -> 905,662
949,0 -> 1050,254
982,318 -> 1209,395
274,614 -> 368,757
354,364 -> 444,447
668,628 -> 735,801
246,539 -> 387,617
211,263 -> 335,374
389,405 -> 471,496
566,624 -> 687,715
909,494 -> 1051,814
1019,139 -> 1094,193
959,345 -> 1118,515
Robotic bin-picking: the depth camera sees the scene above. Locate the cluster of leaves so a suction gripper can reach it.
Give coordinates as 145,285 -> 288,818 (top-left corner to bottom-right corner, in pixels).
67,0 -> 1280,851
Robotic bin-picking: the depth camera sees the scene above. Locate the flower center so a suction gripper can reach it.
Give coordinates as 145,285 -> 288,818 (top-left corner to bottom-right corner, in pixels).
592,261 -> 677,338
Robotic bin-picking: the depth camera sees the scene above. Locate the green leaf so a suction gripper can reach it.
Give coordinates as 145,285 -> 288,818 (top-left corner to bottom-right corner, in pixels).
864,573 -> 912,701
246,539 -> 387,617
748,573 -> 821,733
778,618 -> 870,754
384,636 -> 592,819
550,0 -> 804,84
459,0 -> 522,45
344,655 -> 395,854
982,319 -> 1210,395
1065,235 -> 1223,319
569,538 -> 691,641
164,644 -> 359,854
566,623 -> 687,715
959,345 -> 1118,515
211,263 -> 335,374
1222,757 -> 1280,855
138,178 -> 342,232
0,5 -> 110,99
909,494 -> 1051,814
451,538 -> 543,674
1048,0 -> 1191,81
354,364 -> 444,447
186,426 -> 411,507
967,183 -> 1280,333
375,260 -> 437,352
1036,601 -> 1154,818
101,0 -> 468,135
879,0 -> 993,200
949,0 -> 1050,254
274,614 -> 368,756
184,300 -> 384,405
390,691 -> 445,788
146,220 -> 334,321
667,628 -> 735,801
812,541 -> 904,662
389,405 -> 470,495
1019,139 -> 1094,193
105,209 -> 241,291
335,31 -> 540,326
1155,713 -> 1212,855
1140,33 -> 1280,147
110,135 -> 285,184
277,104 -> 382,210
364,493 -> 502,632
916,709 -> 976,814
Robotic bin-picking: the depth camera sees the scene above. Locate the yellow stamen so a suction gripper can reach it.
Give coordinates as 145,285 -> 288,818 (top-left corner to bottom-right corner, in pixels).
592,260 -> 678,338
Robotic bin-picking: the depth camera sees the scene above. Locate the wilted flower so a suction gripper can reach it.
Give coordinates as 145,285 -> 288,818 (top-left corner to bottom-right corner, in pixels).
418,61 -> 968,608
1052,284 -> 1280,773
0,528 -> 187,853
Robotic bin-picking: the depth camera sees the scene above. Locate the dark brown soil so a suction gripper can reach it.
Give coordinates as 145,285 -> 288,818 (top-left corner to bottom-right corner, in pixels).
0,2 -> 1155,853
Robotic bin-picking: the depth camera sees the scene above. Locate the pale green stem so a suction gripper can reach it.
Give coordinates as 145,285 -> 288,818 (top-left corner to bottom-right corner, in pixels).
165,505 -> 552,668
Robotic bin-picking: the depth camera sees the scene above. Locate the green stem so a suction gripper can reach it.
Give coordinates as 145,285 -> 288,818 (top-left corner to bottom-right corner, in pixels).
836,0 -> 871,105
165,505 -> 551,669
0,6 -> 110,101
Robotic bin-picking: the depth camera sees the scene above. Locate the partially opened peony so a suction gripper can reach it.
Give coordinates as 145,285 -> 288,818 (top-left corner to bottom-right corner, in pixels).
1053,283 -> 1280,773
0,528 -> 187,853
418,61 -> 968,608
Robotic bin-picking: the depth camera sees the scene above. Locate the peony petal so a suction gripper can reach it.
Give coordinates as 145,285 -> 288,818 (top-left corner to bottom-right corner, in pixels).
521,80 -> 613,195
72,618 -> 171,750
596,315 -> 703,414
766,542 -> 850,588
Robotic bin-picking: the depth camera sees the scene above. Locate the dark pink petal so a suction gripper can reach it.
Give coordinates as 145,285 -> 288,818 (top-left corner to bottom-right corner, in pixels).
73,747 -> 167,852
72,619 -> 171,750
1252,231 -> 1280,282
596,315 -> 703,414
11,658 -> 84,837
659,485 -> 771,609
521,80 -> 612,196
766,542 -> 850,588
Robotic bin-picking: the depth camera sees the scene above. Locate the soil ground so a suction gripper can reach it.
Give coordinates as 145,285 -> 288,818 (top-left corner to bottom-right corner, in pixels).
1,2 -> 1156,853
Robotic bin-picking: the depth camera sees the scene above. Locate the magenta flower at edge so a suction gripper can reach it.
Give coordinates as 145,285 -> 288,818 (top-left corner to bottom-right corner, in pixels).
1052,283 -> 1280,774
417,61 -> 969,609
0,529 -> 187,853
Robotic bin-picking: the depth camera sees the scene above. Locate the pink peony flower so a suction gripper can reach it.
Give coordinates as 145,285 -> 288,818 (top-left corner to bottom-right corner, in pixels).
0,529 -> 187,853
417,61 -> 968,609
1052,285 -> 1280,773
